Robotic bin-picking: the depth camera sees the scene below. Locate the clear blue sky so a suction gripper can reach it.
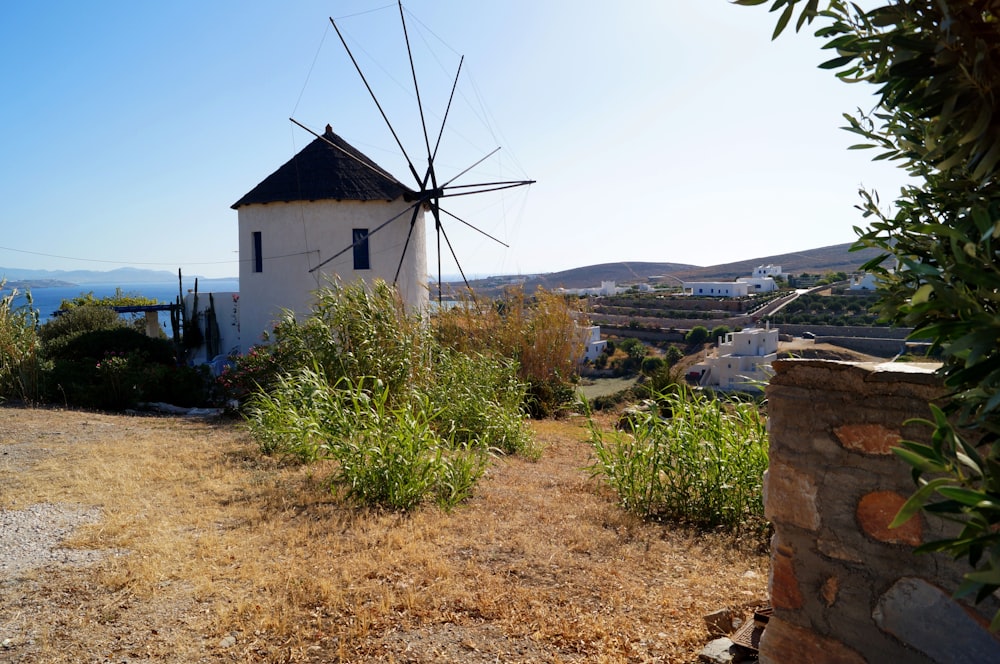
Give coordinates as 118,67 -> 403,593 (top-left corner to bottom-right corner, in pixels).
0,1 -> 908,280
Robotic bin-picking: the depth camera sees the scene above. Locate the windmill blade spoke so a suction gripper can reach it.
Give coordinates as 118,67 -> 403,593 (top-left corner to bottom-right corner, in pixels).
309,201 -> 421,273
393,204 -> 424,284
439,180 -> 536,198
432,56 -> 463,163
329,15 -> 422,185
434,205 -> 443,303
438,205 -> 509,248
398,1 -> 433,165
440,147 -> 501,188
438,220 -> 477,303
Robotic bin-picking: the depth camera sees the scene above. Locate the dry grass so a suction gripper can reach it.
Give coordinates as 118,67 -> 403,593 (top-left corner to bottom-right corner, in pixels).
0,406 -> 766,663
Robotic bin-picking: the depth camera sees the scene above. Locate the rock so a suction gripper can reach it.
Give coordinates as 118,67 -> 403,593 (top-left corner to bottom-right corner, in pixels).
219,635 -> 237,648
703,608 -> 734,636
699,637 -> 736,663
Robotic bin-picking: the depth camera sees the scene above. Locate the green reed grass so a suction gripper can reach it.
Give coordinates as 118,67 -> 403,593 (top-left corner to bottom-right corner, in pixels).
589,387 -> 768,537
0,287 -> 41,404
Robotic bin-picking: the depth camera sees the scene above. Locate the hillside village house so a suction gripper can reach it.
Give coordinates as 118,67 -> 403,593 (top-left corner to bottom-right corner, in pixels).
690,325 -> 779,391
683,264 -> 780,297
232,125 -> 428,347
682,281 -> 751,297
556,281 -> 652,297
577,325 -> 607,363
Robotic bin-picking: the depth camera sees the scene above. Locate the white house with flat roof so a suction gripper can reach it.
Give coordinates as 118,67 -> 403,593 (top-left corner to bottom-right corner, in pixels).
682,281 -> 751,297
689,326 -> 779,391
577,325 -> 607,363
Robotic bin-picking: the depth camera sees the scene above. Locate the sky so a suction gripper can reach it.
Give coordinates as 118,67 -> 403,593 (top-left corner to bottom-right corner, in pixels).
0,1 -> 911,281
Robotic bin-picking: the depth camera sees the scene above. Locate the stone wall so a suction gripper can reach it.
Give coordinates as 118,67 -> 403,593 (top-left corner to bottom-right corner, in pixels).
762,359 -> 1000,664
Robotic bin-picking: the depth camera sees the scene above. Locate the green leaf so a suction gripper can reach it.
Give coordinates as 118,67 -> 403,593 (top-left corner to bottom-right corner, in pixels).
890,478 -> 954,529
892,446 -> 949,474
772,3 -> 795,39
936,487 -> 997,509
911,284 -> 934,305
819,55 -> 855,70
965,567 -> 1000,587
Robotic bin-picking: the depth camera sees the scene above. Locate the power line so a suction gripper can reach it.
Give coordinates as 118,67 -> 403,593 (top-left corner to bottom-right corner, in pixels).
0,245 -> 239,266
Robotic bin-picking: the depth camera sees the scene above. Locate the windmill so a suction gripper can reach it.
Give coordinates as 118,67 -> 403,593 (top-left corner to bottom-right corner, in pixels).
291,2 -> 534,305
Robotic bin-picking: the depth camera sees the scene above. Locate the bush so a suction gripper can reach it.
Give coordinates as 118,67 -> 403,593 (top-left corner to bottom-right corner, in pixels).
710,325 -> 730,343
243,279 -> 535,510
246,370 -> 489,511
435,287 -> 584,417
588,386 -> 769,539
0,288 -> 41,403
685,326 -> 709,345
40,305 -> 205,410
641,357 -> 665,376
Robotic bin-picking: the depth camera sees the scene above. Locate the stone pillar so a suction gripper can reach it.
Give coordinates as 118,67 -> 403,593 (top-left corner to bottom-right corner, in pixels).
760,359 -> 1000,664
144,310 -> 160,338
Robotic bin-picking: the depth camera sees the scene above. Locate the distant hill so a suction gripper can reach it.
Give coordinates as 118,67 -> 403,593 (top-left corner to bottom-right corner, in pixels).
0,267 -> 221,285
458,242 -> 885,293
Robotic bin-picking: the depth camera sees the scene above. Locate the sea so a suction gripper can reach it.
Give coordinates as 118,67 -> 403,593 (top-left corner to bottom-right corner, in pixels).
4,279 -> 240,321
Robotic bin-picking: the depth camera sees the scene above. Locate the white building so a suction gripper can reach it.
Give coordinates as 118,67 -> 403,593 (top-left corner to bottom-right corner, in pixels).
736,276 -> 779,293
849,272 -> 879,290
557,281 -> 652,297
232,125 -> 427,347
683,281 -> 751,297
752,264 -> 783,279
683,264 -> 781,297
577,325 -> 607,363
690,326 -> 779,391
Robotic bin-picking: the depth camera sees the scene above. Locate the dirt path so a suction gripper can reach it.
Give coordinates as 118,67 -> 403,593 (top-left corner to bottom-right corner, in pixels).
0,407 -> 767,663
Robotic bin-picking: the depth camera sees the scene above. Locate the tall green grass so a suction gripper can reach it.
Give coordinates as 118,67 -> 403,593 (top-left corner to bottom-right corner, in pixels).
243,279 -> 533,510
588,387 -> 768,538
246,370 -> 487,511
0,288 -> 41,404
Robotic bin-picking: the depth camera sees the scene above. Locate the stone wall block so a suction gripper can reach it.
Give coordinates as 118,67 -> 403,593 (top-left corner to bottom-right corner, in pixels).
833,422 -> 901,455
763,459 -> 820,531
873,577 -> 1000,664
770,538 -> 804,610
856,491 -> 922,546
758,617 -> 867,664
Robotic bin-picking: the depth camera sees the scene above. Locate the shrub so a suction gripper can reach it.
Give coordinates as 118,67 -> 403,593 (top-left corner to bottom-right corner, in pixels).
243,279 -> 535,510
0,288 -> 41,403
435,287 -> 583,417
588,386 -> 769,539
641,356 -> 665,376
246,370 -> 487,510
710,325 -> 730,343
426,348 -> 533,456
685,326 -> 709,345
40,306 -> 205,410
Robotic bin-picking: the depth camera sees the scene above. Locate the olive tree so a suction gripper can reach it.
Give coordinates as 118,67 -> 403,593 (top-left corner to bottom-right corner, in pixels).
738,0 -> 1000,625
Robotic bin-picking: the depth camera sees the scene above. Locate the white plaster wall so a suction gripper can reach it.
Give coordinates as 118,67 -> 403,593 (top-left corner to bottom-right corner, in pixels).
684,282 -> 751,297
737,276 -> 778,292
237,198 -> 428,347
182,291 -> 241,364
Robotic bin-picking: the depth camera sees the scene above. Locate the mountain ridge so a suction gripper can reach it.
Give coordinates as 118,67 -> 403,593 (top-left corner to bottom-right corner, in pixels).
459,242 -> 883,292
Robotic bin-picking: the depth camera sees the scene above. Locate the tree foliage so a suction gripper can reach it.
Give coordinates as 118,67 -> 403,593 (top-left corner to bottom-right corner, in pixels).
739,0 -> 1000,624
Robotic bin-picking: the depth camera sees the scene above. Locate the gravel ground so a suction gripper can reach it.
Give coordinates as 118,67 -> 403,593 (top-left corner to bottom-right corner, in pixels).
0,502 -> 109,579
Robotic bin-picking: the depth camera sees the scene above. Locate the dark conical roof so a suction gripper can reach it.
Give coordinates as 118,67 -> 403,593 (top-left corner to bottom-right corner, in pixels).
231,125 -> 412,209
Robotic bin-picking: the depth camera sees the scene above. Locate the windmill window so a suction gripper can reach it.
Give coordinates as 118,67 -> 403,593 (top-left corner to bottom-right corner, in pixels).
252,231 -> 263,273
353,228 -> 370,270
